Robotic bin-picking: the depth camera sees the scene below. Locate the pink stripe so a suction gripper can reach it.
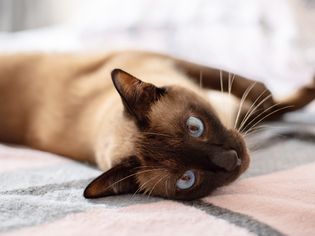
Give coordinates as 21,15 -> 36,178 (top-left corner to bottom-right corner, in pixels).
3,201 -> 254,236
205,163 -> 315,236
0,144 -> 68,173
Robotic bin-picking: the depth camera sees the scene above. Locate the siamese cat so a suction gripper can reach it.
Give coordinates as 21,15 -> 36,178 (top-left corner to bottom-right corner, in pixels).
0,51 -> 314,200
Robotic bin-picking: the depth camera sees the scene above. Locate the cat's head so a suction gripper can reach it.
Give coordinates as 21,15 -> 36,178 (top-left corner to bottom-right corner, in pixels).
84,69 -> 250,200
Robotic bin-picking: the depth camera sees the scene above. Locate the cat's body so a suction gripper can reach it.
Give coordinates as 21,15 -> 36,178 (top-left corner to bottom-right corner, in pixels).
0,52 -> 209,168
1,51 -> 314,200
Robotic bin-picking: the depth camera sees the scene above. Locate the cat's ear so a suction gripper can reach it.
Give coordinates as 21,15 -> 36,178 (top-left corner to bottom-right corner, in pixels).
83,157 -> 139,198
111,69 -> 166,127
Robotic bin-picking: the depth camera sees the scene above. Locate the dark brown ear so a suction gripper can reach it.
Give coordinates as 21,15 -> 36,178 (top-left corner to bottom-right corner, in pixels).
84,157 -> 140,199
111,69 -> 166,128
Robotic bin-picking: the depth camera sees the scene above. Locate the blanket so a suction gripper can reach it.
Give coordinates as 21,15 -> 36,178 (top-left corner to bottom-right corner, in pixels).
1,116 -> 315,236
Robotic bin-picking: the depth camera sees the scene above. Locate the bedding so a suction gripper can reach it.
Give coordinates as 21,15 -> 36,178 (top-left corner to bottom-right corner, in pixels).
0,1 -> 315,235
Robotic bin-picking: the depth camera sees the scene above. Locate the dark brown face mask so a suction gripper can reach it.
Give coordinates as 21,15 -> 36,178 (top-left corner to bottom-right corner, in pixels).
83,69 -> 250,201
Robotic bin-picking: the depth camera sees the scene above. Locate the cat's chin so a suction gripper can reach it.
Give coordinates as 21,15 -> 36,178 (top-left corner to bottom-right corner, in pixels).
239,150 -> 251,174
221,153 -> 250,186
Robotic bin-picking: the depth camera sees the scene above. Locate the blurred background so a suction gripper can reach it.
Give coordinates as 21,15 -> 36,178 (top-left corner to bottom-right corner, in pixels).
0,0 -> 315,100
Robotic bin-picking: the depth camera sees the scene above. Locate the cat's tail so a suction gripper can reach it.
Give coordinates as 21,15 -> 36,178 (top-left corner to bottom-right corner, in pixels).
271,76 -> 315,117
233,75 -> 315,133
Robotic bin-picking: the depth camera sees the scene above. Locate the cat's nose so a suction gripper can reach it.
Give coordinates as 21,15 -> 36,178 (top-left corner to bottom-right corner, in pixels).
212,150 -> 241,171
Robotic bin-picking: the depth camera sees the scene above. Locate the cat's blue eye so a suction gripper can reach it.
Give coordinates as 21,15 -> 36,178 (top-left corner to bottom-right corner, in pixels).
176,170 -> 196,190
186,116 -> 204,137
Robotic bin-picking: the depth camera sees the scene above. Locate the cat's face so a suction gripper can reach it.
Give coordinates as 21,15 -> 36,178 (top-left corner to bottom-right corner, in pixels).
84,69 -> 249,200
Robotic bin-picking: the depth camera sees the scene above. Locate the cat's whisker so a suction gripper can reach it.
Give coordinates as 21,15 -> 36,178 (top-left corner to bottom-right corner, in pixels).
243,105 -> 293,135
147,174 -> 168,198
104,168 -> 164,192
199,71 -> 203,89
234,82 -> 257,130
133,165 -> 166,170
220,71 -> 227,126
242,125 -> 273,138
244,123 -> 290,151
245,125 -> 276,138
242,103 -> 282,132
141,131 -> 173,138
228,73 -> 231,95
165,178 -> 170,198
143,175 -> 160,196
244,124 -> 272,133
240,108 -> 265,132
228,73 -> 236,98
131,173 -> 161,198
237,89 -> 268,131
220,70 -> 224,95
246,130 -> 287,142
219,71 -> 233,127
228,73 -> 236,128
248,132 -> 289,152
244,123 -> 283,136
228,73 -> 231,127
241,102 -> 289,133
238,92 -> 272,132
241,101 -> 284,133
229,74 -> 236,95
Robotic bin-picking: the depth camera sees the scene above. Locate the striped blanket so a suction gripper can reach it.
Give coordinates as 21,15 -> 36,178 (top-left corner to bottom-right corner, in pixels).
1,114 -> 315,236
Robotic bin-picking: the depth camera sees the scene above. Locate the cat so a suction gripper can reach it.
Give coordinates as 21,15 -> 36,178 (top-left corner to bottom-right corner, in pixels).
0,51 -> 314,200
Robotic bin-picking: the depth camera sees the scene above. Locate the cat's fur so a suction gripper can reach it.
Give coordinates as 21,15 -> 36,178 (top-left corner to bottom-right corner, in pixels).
0,51 -> 314,200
